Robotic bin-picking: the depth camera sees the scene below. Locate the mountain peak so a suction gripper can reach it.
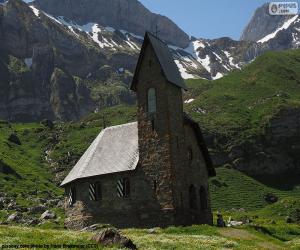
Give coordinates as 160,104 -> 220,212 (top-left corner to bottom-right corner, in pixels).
240,3 -> 292,42
31,0 -> 190,48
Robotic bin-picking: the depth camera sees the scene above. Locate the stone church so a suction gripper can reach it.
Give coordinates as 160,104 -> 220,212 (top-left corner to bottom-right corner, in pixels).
61,32 -> 216,229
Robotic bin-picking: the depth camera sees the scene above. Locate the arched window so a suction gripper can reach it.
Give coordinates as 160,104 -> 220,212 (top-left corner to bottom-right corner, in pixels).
189,185 -> 197,210
147,88 -> 156,114
199,186 -> 208,210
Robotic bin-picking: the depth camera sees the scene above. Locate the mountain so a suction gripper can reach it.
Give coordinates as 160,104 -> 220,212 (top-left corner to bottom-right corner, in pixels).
0,0 -> 299,122
185,48 -> 300,176
32,0 -> 190,48
241,3 -> 300,49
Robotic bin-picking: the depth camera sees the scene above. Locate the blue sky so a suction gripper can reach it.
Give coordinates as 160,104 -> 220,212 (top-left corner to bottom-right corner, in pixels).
139,0 -> 292,40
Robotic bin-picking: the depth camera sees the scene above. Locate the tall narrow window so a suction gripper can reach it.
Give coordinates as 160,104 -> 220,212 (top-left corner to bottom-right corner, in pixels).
89,182 -> 102,201
200,186 -> 208,210
189,185 -> 197,210
147,88 -> 156,114
69,186 -> 76,206
117,178 -> 130,198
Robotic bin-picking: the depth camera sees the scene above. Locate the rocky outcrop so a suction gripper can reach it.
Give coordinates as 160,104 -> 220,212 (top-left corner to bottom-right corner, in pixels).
209,108 -> 300,176
240,3 -> 291,42
32,0 -> 189,48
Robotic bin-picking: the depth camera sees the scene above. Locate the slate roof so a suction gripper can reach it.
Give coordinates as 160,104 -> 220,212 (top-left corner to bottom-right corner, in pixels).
61,117 -> 215,186
131,32 -> 187,91
183,114 -> 216,177
61,122 -> 139,186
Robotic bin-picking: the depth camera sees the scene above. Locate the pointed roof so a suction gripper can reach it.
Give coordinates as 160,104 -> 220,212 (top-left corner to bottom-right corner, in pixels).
61,122 -> 139,186
183,114 -> 216,177
131,32 -> 187,91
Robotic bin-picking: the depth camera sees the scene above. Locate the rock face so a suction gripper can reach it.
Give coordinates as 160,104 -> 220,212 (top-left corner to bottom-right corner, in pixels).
241,3 -> 291,42
208,108 -> 300,176
32,0 -> 190,48
241,3 -> 300,50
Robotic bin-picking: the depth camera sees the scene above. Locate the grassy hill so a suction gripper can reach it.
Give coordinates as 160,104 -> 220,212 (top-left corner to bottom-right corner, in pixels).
0,50 -> 300,249
185,49 -> 300,142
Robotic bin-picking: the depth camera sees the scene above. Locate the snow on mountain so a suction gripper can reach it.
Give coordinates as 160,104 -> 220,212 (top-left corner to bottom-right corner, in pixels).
258,15 -> 299,43
26,2 -> 284,82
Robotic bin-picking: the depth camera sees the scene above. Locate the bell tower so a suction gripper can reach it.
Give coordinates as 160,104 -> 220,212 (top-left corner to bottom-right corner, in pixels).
130,32 -> 188,225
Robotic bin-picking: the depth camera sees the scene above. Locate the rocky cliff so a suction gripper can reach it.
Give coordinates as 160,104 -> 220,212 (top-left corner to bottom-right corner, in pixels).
208,108 -> 300,176
32,0 -> 190,48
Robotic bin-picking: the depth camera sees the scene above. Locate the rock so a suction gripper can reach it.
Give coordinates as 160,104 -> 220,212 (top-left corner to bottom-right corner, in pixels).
41,119 -> 54,129
148,228 -> 157,234
40,210 -> 56,220
7,201 -> 17,210
91,228 -> 137,250
7,212 -> 22,222
28,205 -> 47,214
81,224 -> 111,232
34,0 -> 190,48
56,200 -> 65,208
264,193 -> 278,204
216,214 -> 226,227
8,133 -> 21,145
25,218 -> 40,226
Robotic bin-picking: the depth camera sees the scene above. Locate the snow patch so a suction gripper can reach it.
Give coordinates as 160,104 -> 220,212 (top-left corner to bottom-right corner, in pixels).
258,15 -> 299,43
212,72 -> 223,80
184,99 -> 195,104
29,6 -> 40,17
198,55 -> 211,73
174,60 -> 196,79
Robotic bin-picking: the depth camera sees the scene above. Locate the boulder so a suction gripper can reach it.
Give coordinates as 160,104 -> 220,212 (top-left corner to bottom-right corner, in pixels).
41,119 -> 54,129
28,205 -> 47,214
91,228 -> 137,250
40,210 -> 56,220
8,133 -> 21,145
7,212 -> 22,222
264,193 -> 278,204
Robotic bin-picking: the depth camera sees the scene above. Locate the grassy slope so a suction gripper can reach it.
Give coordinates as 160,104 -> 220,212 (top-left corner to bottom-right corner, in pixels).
0,121 -> 63,202
185,49 -> 300,143
1,223 -> 299,250
210,167 -> 300,211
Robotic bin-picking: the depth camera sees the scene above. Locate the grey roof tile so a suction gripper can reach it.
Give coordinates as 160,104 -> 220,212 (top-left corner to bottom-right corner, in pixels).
61,122 -> 139,186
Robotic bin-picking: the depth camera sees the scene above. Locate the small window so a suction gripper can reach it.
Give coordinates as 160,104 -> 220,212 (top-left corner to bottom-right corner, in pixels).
89,182 -> 102,201
69,186 -> 76,206
147,88 -> 157,113
151,118 -> 155,131
189,185 -> 197,210
117,178 -> 130,198
200,186 -> 208,210
187,148 -> 193,162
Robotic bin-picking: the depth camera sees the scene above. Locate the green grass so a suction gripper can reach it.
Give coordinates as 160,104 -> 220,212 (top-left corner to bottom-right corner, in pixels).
185,49 -> 300,144
1,222 -> 300,249
0,121 -> 63,205
210,167 -> 300,211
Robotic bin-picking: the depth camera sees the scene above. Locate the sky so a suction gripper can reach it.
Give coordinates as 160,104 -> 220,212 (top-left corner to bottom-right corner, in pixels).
139,0 -> 297,40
